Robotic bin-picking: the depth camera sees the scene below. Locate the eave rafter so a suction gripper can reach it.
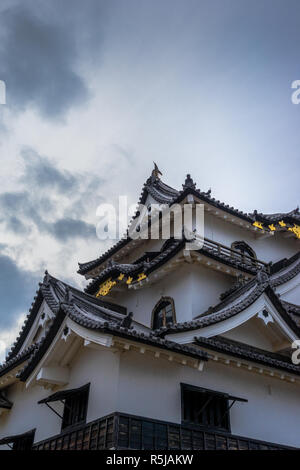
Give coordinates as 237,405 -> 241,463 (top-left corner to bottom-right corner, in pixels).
204,348 -> 298,384
0,366 -> 24,389
24,318 -> 208,390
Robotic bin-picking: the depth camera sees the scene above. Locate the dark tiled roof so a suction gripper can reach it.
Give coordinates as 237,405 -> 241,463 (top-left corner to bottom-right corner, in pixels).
85,238 -> 185,295
85,234 -> 264,296
6,272 -> 127,361
194,335 -> 300,375
280,301 -> 300,327
77,173 -> 251,277
77,176 -> 180,276
17,301 -> 208,382
78,170 -> 299,277
282,301 -> 300,316
0,343 -> 39,379
219,276 -> 249,301
155,274 -> 268,336
5,288 -> 44,361
1,272 -> 207,382
77,236 -> 131,276
66,306 -> 208,363
250,208 -> 300,224
270,253 -> 300,288
155,270 -> 300,337
270,251 -> 300,275
217,251 -> 300,306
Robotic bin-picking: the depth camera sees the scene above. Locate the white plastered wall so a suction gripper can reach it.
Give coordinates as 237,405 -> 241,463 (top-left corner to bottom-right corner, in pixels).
114,263 -> 232,327
117,350 -> 300,447
1,345 -> 300,448
203,213 -> 299,263
0,347 -> 121,445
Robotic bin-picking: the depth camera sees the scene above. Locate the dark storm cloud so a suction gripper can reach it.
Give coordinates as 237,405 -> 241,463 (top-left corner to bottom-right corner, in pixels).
0,250 -> 39,328
0,5 -> 88,118
21,148 -> 78,194
0,148 -> 104,241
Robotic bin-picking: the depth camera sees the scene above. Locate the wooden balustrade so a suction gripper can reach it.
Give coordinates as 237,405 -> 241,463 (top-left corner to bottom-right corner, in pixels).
33,412 -> 294,450
197,237 -> 269,272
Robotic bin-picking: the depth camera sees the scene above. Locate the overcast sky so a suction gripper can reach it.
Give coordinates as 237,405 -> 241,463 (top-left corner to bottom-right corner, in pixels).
0,0 -> 299,360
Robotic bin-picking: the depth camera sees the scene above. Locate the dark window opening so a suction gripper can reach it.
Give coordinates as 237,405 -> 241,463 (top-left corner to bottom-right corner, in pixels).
152,298 -> 175,329
61,386 -> 89,431
181,384 -> 230,432
0,430 -> 36,450
12,433 -> 34,450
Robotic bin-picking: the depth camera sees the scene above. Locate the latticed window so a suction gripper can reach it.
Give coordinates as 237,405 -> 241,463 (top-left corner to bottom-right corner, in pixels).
152,298 -> 175,329
62,386 -> 89,430
182,385 -> 230,432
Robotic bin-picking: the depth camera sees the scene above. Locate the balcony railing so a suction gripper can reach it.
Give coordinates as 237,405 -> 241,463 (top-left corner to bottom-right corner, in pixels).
200,237 -> 269,273
33,412 -> 295,450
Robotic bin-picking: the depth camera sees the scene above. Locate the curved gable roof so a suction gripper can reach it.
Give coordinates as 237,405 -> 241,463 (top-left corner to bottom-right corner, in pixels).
78,169 -> 299,277
6,272 -> 126,361
155,271 -> 300,337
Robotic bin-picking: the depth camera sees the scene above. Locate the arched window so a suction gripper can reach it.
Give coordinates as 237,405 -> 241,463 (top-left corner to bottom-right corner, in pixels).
152,297 -> 176,329
231,241 -> 256,260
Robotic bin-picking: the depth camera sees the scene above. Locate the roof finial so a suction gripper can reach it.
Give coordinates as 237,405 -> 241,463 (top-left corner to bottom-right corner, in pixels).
152,162 -> 162,181
120,311 -> 133,329
256,266 -> 269,285
182,174 -> 196,190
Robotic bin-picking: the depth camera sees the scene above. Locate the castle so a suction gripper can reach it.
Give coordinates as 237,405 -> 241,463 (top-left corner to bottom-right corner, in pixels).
0,165 -> 299,450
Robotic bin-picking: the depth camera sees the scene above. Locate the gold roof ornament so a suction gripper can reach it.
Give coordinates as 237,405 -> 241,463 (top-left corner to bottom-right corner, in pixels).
96,278 -> 116,297
152,162 -> 162,180
288,224 -> 300,239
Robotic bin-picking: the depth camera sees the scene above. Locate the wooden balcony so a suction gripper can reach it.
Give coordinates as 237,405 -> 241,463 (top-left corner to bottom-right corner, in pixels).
199,237 -> 269,273
32,412 -> 294,450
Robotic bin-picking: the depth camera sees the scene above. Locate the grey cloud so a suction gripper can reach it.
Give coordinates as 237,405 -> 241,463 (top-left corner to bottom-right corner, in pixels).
0,5 -> 88,118
50,218 -> 96,242
0,190 -> 46,229
0,189 -> 98,242
5,216 -> 29,235
0,251 -> 39,328
0,149 -> 103,242
21,148 -> 78,194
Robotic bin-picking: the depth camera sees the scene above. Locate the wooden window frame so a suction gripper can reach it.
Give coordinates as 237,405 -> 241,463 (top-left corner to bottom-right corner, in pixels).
61,384 -> 90,432
151,297 -> 176,330
180,383 -> 232,433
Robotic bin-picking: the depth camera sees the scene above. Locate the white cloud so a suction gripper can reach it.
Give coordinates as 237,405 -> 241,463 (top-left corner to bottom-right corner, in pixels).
0,313 -> 26,363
